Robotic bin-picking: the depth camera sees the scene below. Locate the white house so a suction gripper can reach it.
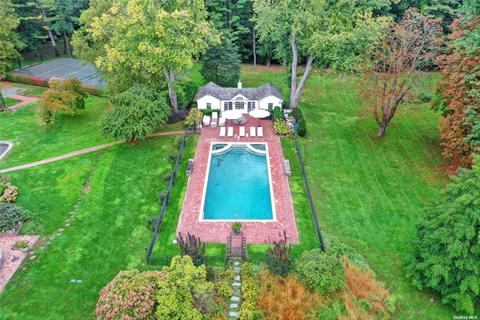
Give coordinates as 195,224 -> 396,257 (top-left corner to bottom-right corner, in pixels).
195,81 -> 283,114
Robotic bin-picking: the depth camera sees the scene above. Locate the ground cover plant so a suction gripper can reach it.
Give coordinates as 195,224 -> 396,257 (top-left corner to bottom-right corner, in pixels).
0,136 -> 194,319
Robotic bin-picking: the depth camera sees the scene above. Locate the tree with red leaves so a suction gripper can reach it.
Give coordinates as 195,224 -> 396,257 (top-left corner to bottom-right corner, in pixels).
362,8 -> 442,137
436,9 -> 480,170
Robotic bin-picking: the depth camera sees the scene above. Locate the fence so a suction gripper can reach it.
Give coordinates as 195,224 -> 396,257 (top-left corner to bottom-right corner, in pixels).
293,131 -> 326,251
145,130 -> 191,263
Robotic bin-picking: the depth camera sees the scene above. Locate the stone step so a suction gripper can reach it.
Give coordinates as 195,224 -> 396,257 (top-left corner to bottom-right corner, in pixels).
232,282 -> 241,287
233,261 -> 240,266
234,275 -> 240,281
230,303 -> 239,309
228,311 -> 239,318
234,267 -> 240,273
231,296 -> 240,302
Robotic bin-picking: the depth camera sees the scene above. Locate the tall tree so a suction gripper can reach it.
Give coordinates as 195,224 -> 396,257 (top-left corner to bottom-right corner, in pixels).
201,36 -> 241,87
362,8 -> 442,137
410,157 -> 480,315
0,0 -> 20,112
436,3 -> 480,169
73,0 -> 218,113
254,0 -> 391,109
421,0 -> 463,32
12,0 -> 45,61
35,0 -> 61,57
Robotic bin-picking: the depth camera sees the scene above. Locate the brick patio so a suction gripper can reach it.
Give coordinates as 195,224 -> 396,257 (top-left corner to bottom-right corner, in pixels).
176,116 -> 299,244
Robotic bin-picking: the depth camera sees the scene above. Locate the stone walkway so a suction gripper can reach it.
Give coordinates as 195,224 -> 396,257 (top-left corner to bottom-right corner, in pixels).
0,131 -> 184,174
228,259 -> 243,319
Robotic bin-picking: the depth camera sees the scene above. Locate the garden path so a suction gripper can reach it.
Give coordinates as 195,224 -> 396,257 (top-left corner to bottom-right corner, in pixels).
0,131 -> 184,174
5,95 -> 38,111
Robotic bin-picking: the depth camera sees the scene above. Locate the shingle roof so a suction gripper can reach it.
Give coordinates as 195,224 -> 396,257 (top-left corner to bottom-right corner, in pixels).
195,82 -> 283,101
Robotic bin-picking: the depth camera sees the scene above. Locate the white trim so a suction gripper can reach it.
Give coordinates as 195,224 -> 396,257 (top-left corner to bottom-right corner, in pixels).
0,141 -> 13,161
199,142 -> 276,222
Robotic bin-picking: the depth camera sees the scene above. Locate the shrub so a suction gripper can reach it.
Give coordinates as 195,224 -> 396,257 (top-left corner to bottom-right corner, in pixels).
15,241 -> 28,249
0,183 -> 18,203
0,203 -> 29,233
40,77 -> 87,114
273,120 -> 294,137
184,108 -> 203,129
294,249 -> 345,294
296,118 -> 307,137
291,108 -> 303,121
273,106 -> 283,121
266,231 -> 292,276
96,270 -> 166,320
258,270 -> 321,319
316,299 -> 346,320
214,269 -> 234,300
147,216 -> 160,231
240,263 -> 263,320
326,236 -> 372,272
177,233 -> 206,266
416,92 -> 432,103
156,256 -> 216,319
37,105 -> 56,127
199,108 -> 221,116
410,158 -> 480,314
176,80 -> 200,108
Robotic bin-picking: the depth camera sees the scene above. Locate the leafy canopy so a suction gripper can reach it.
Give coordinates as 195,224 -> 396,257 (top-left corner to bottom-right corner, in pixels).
0,0 -> 19,75
100,85 -> 170,144
72,0 -> 218,93
410,157 -> 480,314
201,36 -> 241,87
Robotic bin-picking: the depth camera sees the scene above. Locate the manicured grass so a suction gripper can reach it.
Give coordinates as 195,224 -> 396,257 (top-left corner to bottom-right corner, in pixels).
0,136 -> 190,319
241,66 -> 452,318
0,94 -> 185,169
4,97 -> 21,106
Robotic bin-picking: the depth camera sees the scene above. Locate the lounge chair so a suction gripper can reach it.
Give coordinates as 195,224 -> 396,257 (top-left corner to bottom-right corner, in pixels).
227,126 -> 234,137
186,159 -> 194,176
239,126 -> 246,137
250,126 -> 256,137
219,116 -> 226,127
202,115 -> 211,127
211,112 -> 218,128
257,126 -> 264,137
220,127 -> 226,137
284,159 -> 292,176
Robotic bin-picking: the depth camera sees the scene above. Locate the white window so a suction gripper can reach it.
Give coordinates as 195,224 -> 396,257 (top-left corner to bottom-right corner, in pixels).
247,101 -> 256,111
206,102 -> 212,110
223,101 -> 233,110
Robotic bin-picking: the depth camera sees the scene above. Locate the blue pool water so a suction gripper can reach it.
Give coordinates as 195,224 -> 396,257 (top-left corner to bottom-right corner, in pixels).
203,144 -> 273,220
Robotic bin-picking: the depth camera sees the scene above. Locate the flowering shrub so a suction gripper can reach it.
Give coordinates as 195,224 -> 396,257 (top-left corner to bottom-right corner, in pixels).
273,119 -> 293,137
240,263 -> 263,320
0,184 -> 19,203
0,203 -> 29,233
184,108 -> 203,129
96,270 -> 166,320
215,268 -> 234,300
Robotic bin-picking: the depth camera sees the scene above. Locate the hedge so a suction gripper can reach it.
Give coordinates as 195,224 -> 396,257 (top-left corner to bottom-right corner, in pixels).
291,108 -> 307,137
273,106 -> 283,121
6,72 -> 105,97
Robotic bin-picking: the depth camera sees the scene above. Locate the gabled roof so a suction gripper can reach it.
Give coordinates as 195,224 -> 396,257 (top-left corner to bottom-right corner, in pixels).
195,82 -> 283,101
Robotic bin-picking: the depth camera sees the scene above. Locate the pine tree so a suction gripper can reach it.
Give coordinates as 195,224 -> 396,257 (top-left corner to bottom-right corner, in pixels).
201,36 -> 241,87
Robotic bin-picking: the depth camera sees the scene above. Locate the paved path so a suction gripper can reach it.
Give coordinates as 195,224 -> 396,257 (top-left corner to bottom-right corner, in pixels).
0,131 -> 184,174
6,95 -> 38,111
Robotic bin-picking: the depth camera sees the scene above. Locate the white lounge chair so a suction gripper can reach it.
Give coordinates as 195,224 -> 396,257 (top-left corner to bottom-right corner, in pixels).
202,115 -> 211,127
211,112 -> 218,128
239,126 -> 246,137
220,127 -> 226,137
227,126 -> 234,137
250,126 -> 256,137
219,116 -> 226,127
257,126 -> 264,137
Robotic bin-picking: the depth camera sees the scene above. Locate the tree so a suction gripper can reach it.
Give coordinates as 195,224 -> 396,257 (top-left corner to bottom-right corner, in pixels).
254,0 -> 391,109
100,86 -> 170,144
96,270 -> 166,320
410,157 -> 480,314
361,8 -> 442,136
38,77 -> 87,125
72,0 -> 218,114
34,0 -> 61,57
421,0 -> 462,32
0,0 -> 20,112
435,3 -> 480,169
201,36 -> 241,87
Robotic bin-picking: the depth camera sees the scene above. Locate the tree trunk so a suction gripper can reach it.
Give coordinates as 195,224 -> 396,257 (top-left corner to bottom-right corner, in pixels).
266,57 -> 271,67
37,49 -> 44,62
165,70 -> 178,114
0,92 -> 8,112
252,29 -> 257,67
377,122 -> 388,137
289,55 -> 314,109
63,31 -> 71,56
290,36 -> 298,106
40,8 -> 59,57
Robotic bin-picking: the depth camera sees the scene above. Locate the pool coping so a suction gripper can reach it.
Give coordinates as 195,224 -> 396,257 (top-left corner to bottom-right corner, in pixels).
0,141 -> 13,161
199,142 -> 277,222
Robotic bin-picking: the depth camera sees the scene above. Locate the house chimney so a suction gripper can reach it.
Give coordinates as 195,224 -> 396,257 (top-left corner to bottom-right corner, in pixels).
237,81 -> 242,89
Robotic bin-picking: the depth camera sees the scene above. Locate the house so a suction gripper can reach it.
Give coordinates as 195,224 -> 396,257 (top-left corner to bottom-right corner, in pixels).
195,81 -> 283,114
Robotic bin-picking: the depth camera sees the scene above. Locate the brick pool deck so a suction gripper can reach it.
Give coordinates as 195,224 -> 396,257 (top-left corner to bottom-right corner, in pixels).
176,117 -> 299,244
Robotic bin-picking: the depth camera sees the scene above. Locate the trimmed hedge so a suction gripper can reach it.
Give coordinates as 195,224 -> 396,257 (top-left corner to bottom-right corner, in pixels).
292,108 -> 307,137
200,109 -> 221,116
6,72 -> 105,97
273,106 -> 283,121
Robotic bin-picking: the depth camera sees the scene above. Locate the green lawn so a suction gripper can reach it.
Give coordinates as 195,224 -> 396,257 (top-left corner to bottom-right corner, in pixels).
241,66 -> 452,319
0,94 -> 183,169
4,97 -> 21,107
0,136 -> 193,319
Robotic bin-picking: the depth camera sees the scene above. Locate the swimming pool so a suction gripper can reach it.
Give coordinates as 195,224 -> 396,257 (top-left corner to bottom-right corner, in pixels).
201,143 -> 275,221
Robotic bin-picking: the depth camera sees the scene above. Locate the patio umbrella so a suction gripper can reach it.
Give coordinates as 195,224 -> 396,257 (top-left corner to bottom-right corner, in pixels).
222,110 -> 243,125
249,109 -> 270,125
